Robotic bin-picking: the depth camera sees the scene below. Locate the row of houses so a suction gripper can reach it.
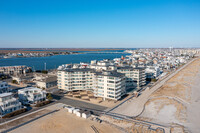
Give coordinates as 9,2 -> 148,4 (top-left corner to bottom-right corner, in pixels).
0,81 -> 46,117
11,73 -> 57,89
121,48 -> 198,80
0,65 -> 32,76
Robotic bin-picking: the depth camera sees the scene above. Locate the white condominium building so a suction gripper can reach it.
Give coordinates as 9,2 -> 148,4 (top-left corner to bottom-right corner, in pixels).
117,66 -> 146,89
57,68 -> 126,100
0,81 -> 9,94
57,68 -> 95,91
18,87 -> 46,104
0,93 -> 22,117
94,71 -> 126,100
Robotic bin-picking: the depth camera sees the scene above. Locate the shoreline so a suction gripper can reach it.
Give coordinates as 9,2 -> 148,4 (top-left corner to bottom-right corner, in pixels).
139,57 -> 200,133
0,49 -> 126,59
0,52 -> 130,70
0,53 -> 82,59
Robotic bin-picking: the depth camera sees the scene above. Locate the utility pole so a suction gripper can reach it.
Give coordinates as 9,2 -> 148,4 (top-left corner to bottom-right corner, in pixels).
44,63 -> 46,70
33,66 -> 35,72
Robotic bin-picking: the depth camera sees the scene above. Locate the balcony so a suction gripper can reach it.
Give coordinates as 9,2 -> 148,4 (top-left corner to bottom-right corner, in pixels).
2,103 -> 21,111
115,92 -> 121,97
115,89 -> 121,93
115,78 -> 121,82
115,82 -> 121,86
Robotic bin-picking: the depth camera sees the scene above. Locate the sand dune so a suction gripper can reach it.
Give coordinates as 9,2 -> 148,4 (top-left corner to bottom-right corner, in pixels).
140,58 -> 200,133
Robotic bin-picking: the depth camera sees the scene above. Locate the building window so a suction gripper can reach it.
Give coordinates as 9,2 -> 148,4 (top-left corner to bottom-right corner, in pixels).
108,77 -> 114,80
108,95 -> 114,98
108,81 -> 114,83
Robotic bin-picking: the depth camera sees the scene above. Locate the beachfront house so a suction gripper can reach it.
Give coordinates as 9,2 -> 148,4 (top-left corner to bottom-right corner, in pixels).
0,81 -> 9,94
0,93 -> 22,117
18,87 -> 46,105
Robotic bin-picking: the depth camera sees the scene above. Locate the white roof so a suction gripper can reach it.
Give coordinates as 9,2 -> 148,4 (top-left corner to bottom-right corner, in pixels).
0,92 -> 12,98
18,87 -> 42,92
68,107 -> 75,110
0,81 -> 7,84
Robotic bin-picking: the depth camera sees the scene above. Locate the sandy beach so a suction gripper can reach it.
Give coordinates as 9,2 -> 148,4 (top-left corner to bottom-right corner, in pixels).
10,109 -> 121,133
140,58 -> 200,133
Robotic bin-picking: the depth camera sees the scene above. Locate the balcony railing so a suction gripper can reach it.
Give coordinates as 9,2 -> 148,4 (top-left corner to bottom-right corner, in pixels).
115,89 -> 121,93
115,92 -> 121,97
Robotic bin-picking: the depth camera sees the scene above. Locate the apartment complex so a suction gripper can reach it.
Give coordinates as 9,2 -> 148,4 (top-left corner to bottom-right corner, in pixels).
58,68 -> 95,91
18,87 -> 46,105
0,93 -> 22,117
0,65 -> 32,75
94,71 -> 126,100
0,81 -> 9,94
117,66 -> 146,88
57,68 -> 126,100
57,58 -> 148,100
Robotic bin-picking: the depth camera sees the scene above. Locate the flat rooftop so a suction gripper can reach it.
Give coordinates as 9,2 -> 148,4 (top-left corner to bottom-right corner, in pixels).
18,87 -> 42,92
0,92 -> 12,98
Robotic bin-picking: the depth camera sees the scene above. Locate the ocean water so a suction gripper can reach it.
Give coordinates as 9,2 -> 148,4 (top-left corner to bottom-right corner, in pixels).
0,52 -> 131,70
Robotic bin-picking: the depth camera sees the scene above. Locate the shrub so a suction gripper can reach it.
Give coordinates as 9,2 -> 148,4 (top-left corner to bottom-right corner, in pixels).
35,100 -> 51,107
2,108 -> 27,118
47,93 -> 53,101
151,78 -> 157,82
36,70 -> 41,73
12,80 -> 18,84
41,70 -> 48,74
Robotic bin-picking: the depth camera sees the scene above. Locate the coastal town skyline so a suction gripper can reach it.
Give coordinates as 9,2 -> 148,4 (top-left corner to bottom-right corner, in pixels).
1,48 -> 200,133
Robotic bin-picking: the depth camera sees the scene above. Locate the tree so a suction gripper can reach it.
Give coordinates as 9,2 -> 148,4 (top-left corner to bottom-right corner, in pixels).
36,70 -> 41,73
29,69 -> 33,73
12,80 -> 18,84
47,93 -> 53,101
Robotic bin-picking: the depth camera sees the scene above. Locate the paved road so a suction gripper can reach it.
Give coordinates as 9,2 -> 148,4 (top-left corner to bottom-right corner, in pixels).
0,95 -> 107,124
59,97 -> 107,111
52,93 -> 107,111
110,58 -> 196,117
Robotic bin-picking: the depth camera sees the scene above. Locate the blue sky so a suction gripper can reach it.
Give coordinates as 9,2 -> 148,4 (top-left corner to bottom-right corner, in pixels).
0,0 -> 200,48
